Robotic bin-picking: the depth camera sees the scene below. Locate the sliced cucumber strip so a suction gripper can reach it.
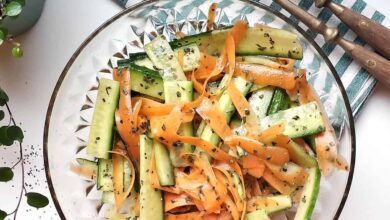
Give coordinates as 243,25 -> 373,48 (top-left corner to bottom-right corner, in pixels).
261,102 -> 325,138
294,167 -> 320,220
87,78 -> 119,159
139,135 -> 164,220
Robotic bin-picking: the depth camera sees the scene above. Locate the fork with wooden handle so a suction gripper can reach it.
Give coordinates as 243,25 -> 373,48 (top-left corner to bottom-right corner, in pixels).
274,0 -> 390,89
316,0 -> 390,59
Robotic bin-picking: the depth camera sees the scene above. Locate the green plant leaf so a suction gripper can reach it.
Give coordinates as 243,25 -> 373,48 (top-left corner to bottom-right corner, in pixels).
26,192 -> 49,209
0,167 -> 14,182
6,125 -> 24,142
0,110 -> 4,121
0,209 -> 7,220
13,0 -> 25,7
12,46 -> 23,57
5,1 -> 22,17
0,88 -> 8,106
0,126 -> 14,146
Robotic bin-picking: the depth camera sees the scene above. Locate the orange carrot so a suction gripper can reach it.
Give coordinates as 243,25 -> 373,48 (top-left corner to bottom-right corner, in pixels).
276,57 -> 295,71
262,169 -> 292,195
227,82 -> 261,134
254,124 -> 285,144
70,164 -> 96,180
178,48 -> 185,69
196,97 -> 232,140
224,136 -> 289,165
110,144 -> 136,211
132,97 -> 175,117
246,167 -> 265,179
264,162 -> 308,186
214,163 -> 245,212
165,193 -> 195,212
242,154 -> 264,169
207,3 -> 218,31
235,63 -> 297,90
165,212 -> 204,220
193,53 -> 218,81
225,195 -> 240,220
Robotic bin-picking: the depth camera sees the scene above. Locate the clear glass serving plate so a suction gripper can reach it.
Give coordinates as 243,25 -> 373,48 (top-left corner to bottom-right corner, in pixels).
43,0 -> 355,219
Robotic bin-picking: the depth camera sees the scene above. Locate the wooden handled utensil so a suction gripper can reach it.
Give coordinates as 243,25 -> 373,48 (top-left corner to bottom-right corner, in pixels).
274,0 -> 390,89
315,0 -> 390,59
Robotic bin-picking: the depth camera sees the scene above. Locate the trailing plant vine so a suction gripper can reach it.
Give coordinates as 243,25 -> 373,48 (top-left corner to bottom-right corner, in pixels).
0,0 -> 25,57
0,87 -> 48,220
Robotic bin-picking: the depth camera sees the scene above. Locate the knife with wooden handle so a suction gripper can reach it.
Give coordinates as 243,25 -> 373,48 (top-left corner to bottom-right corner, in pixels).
273,0 -> 390,89
315,0 -> 390,59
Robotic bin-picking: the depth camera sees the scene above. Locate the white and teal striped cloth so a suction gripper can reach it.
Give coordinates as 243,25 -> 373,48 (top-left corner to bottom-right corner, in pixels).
117,0 -> 389,117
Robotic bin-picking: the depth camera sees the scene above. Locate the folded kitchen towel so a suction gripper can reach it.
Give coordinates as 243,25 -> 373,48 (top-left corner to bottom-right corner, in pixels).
116,0 -> 389,118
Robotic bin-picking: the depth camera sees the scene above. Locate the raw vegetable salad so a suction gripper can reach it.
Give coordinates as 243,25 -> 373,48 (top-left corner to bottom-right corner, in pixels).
72,4 -> 348,220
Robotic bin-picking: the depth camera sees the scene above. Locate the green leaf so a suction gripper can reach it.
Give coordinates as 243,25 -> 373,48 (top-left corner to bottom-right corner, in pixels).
0,88 -> 8,106
0,110 -> 4,121
0,209 -> 6,220
26,192 -> 49,209
5,1 -> 22,17
0,167 -> 14,182
7,125 -> 23,142
0,126 -> 13,146
12,47 -> 23,57
13,0 -> 25,7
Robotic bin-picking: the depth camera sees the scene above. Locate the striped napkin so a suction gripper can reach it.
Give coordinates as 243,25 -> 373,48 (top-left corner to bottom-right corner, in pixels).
116,0 -> 389,117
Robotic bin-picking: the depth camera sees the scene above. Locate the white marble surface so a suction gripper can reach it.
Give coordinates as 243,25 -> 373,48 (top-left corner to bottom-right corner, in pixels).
0,0 -> 389,219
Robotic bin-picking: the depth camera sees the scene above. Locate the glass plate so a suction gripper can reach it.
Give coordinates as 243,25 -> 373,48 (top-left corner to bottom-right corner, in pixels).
43,0 -> 355,219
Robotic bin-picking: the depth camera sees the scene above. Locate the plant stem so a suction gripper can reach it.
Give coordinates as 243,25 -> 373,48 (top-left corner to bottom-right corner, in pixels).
5,103 -> 25,220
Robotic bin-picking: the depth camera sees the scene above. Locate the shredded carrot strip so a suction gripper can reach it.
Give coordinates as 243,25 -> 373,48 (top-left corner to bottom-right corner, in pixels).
273,135 -> 312,168
70,164 -> 96,180
235,63 -> 297,90
132,97 -> 175,117
230,20 -> 249,45
193,53 -> 218,81
196,97 -> 232,140
224,136 -> 289,165
242,154 -> 264,169
110,144 -> 136,211
264,162 -> 308,186
165,193 -> 195,212
214,163 -> 245,212
246,167 -> 265,179
112,151 -> 125,211
254,124 -> 285,144
276,58 -> 295,71
165,212 -> 204,220
113,68 -> 145,163
207,3 -> 218,31
227,81 -> 261,134
175,31 -> 186,39
178,48 -> 185,69
176,168 -> 223,213
262,169 -> 292,195
225,195 -> 240,220
296,71 -> 349,175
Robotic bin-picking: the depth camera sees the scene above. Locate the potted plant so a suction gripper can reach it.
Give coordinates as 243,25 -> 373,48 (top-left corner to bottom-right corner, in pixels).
0,0 -> 45,57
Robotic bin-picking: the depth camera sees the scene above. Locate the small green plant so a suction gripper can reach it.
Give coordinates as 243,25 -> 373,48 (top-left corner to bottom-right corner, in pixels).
0,0 -> 25,57
0,87 -> 49,220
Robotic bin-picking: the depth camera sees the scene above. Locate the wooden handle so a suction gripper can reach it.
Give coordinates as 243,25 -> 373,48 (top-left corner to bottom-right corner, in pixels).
337,38 -> 390,88
328,2 -> 390,59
